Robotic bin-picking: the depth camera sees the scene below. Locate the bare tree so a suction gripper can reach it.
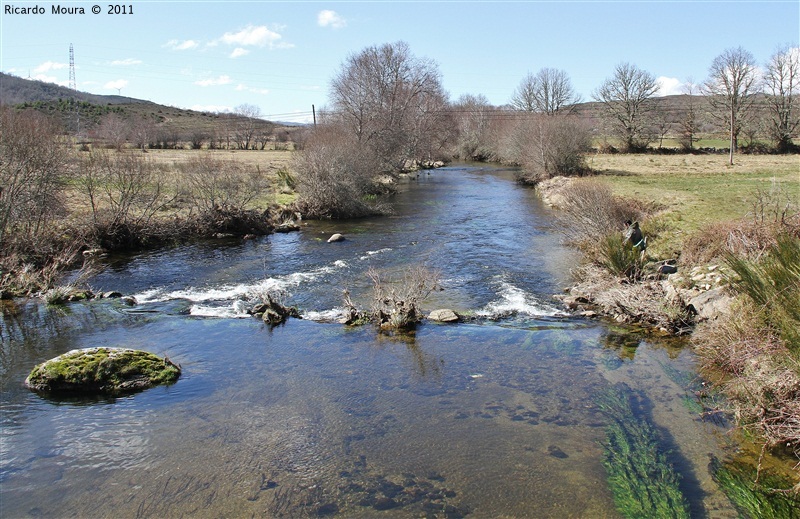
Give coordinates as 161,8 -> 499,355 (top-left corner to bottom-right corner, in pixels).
763,45 -> 800,152
452,93 -> 496,160
130,115 -> 157,151
96,113 -> 129,151
0,107 -> 68,246
233,104 -> 261,150
593,63 -> 659,152
329,41 -> 449,172
293,122 -> 384,219
179,154 -> 267,213
511,68 -> 582,115
702,47 -> 760,165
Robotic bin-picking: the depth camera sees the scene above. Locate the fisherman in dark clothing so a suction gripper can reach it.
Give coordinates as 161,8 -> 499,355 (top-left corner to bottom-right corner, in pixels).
624,220 -> 646,251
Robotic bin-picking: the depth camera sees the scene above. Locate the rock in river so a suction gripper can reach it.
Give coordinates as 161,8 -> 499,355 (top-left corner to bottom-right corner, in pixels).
428,309 -> 460,322
25,347 -> 181,396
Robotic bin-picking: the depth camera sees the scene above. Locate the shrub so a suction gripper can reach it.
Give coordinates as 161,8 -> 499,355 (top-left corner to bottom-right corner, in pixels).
179,154 -> 268,213
79,151 -> 178,249
368,265 -> 440,330
348,265 -> 441,330
0,107 -> 68,247
510,114 -> 592,184
550,179 -> 645,253
598,233 -> 646,280
681,186 -> 799,266
293,123 -> 387,219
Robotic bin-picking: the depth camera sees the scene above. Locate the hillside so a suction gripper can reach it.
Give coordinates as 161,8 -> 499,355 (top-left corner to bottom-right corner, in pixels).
0,72 -> 302,146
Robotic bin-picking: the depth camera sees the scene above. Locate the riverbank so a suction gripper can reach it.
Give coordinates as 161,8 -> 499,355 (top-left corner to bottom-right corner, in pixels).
536,157 -> 800,492
0,148 -> 299,299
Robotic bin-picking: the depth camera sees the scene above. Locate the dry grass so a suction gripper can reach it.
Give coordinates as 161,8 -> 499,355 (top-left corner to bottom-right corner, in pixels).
570,264 -> 691,333
694,302 -> 800,457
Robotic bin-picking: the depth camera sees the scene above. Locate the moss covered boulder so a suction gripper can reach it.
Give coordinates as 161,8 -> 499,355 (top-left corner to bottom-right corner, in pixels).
25,347 -> 181,396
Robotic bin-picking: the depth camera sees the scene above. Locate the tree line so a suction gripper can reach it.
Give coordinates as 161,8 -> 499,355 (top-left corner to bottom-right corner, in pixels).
293,42 -> 798,217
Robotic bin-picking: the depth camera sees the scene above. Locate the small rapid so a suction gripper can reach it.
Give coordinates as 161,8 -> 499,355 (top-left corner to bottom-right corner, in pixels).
97,164 -> 574,325
0,164 -> 741,518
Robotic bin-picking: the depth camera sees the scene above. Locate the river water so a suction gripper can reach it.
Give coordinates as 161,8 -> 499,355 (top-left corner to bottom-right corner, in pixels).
1,165 -> 743,517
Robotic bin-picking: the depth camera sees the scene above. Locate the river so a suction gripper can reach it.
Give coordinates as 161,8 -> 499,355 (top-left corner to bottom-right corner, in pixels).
1,164 -> 745,517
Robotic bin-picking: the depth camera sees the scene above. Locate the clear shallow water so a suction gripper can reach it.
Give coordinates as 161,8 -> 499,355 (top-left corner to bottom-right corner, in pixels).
1,165 -> 739,517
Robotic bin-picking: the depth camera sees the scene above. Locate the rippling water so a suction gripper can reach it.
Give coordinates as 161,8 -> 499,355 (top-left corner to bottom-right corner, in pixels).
1,165 -> 741,517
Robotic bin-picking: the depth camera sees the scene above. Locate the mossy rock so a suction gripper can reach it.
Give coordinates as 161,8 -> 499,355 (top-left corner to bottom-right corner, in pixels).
25,347 -> 181,396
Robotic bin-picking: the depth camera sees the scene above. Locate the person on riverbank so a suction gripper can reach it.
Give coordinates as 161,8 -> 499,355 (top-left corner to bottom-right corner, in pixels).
624,220 -> 647,252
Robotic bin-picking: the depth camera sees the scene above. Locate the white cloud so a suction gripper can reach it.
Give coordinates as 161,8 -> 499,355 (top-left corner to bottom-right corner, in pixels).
33,61 -> 68,74
317,10 -> 346,29
110,58 -> 142,66
165,39 -> 199,51
215,24 -> 292,50
656,76 -> 684,97
104,79 -> 129,90
194,75 -> 233,87
230,48 -> 249,58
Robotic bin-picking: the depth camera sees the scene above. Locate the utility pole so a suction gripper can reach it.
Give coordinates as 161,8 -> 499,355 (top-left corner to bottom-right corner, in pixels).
68,43 -> 76,91
69,43 -> 81,138
312,104 -> 317,128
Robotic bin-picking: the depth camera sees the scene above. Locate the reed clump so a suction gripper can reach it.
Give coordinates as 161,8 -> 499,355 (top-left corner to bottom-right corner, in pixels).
694,233 -> 800,464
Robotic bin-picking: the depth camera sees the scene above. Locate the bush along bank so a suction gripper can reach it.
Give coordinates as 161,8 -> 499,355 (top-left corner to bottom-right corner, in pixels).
539,175 -> 800,497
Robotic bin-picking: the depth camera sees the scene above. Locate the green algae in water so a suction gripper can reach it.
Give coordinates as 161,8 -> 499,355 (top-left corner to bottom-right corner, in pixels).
25,347 -> 181,395
597,385 -> 690,519
711,458 -> 799,519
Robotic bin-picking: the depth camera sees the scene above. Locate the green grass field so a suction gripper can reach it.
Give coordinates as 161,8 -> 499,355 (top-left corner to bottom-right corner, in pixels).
588,153 -> 799,256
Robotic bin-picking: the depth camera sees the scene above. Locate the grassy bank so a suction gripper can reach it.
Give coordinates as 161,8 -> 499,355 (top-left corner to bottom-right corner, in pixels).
588,153 -> 799,258
1,143 -> 298,297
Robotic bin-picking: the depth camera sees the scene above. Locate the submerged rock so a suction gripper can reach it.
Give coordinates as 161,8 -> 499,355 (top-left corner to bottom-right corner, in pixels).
327,233 -> 345,243
25,347 -> 181,396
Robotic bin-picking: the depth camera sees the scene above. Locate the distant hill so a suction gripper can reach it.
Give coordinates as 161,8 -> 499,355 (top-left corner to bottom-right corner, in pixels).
0,72 -> 148,106
0,72 -> 305,146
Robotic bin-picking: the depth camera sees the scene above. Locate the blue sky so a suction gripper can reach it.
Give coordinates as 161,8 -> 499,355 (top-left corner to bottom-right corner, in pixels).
1,1 -> 798,123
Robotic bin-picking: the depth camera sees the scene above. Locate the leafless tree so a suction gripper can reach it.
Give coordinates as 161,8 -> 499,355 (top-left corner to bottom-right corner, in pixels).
79,151 -> 176,247
763,45 -> 800,152
329,41 -> 449,172
511,68 -> 582,115
179,154 -> 267,213
0,107 -> 68,246
702,47 -> 760,164
593,62 -> 659,152
452,93 -> 496,160
130,116 -> 157,151
96,113 -> 129,151
233,104 -> 261,150
293,122 -> 385,219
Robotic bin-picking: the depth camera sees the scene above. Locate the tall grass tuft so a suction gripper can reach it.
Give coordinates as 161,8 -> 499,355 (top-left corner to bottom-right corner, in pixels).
598,233 -> 645,280
725,233 -> 800,357
597,385 -> 690,519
